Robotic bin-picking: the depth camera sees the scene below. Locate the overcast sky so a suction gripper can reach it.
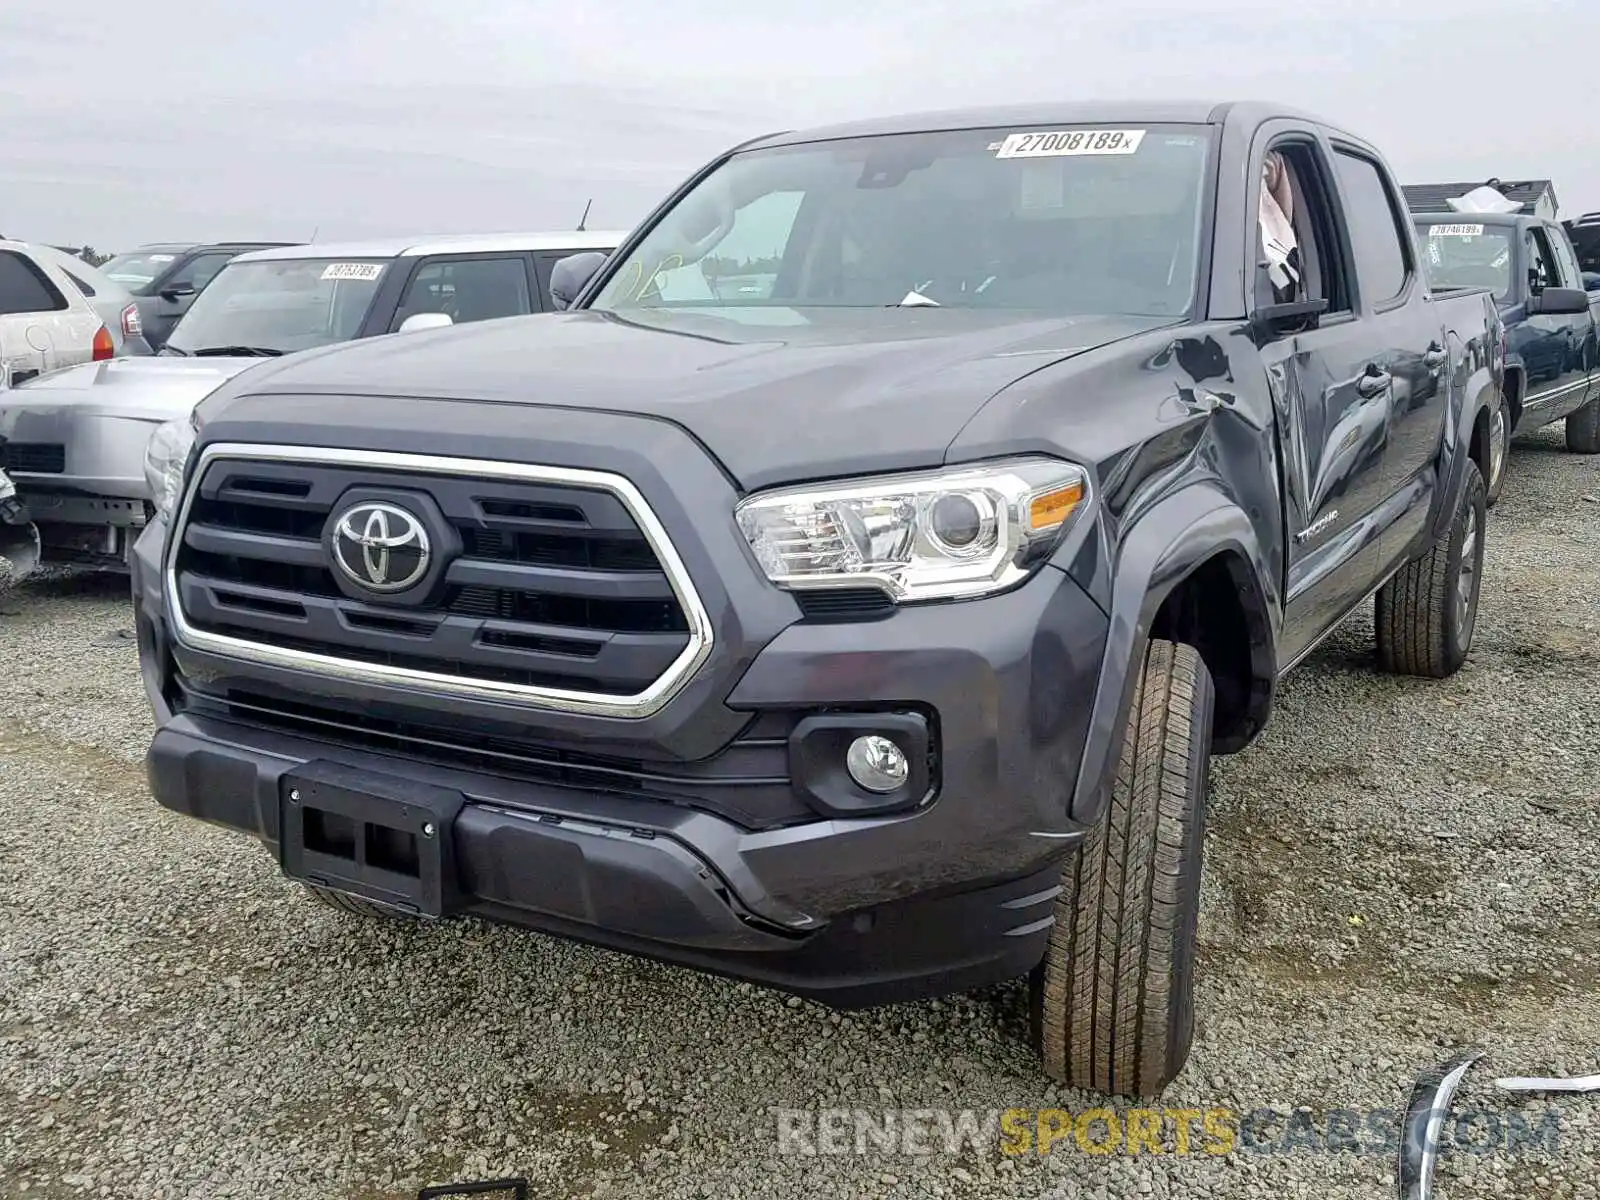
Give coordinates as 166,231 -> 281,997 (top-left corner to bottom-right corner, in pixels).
5,0 -> 1596,251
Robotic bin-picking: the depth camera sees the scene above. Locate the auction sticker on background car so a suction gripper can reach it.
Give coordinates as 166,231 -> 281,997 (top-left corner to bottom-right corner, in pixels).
320,262 -> 385,281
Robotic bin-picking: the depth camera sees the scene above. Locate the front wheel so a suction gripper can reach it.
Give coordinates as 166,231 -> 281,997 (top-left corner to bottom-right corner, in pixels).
1029,639 -> 1214,1098
1565,396 -> 1600,454
304,884 -> 417,921
1375,460 -> 1487,678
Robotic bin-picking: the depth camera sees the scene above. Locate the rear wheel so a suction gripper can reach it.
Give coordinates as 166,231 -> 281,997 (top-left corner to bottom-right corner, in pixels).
1375,460 -> 1486,678
1484,394 -> 1508,507
1566,396 -> 1600,454
1029,639 -> 1213,1097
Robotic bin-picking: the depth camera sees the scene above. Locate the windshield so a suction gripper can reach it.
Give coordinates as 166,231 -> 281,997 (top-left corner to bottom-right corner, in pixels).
100,251 -> 182,292
164,257 -> 390,355
590,124 -> 1213,317
1415,222 -> 1513,299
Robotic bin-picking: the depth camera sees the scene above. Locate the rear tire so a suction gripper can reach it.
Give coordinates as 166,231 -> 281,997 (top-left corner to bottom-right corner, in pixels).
1029,639 -> 1214,1098
1375,460 -> 1486,678
304,884 -> 416,921
1484,393 -> 1508,507
1566,396 -> 1600,454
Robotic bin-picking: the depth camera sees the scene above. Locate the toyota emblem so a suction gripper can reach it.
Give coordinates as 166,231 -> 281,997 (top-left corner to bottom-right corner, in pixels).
330,501 -> 431,593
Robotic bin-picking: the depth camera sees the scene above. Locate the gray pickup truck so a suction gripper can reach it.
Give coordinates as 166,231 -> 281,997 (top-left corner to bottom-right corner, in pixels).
132,101 -> 1502,1097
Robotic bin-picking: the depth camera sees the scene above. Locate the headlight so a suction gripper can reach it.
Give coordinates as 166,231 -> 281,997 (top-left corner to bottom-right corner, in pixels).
144,415 -> 197,523
735,456 -> 1088,603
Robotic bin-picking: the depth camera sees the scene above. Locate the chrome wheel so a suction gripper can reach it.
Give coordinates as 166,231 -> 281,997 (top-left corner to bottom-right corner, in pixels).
1489,404 -> 1507,493
1455,504 -> 1479,642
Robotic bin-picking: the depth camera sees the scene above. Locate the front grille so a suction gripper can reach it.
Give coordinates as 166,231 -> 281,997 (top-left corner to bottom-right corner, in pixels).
170,671 -> 816,831
2,442 -> 65,474
169,449 -> 709,711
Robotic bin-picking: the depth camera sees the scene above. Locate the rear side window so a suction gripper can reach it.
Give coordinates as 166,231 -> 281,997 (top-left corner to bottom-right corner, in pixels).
62,268 -> 98,297
0,251 -> 69,315
1332,150 -> 1411,306
392,256 -> 533,329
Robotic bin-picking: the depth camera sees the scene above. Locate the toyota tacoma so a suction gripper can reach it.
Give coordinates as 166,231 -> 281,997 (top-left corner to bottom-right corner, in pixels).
132,101 -> 1503,1097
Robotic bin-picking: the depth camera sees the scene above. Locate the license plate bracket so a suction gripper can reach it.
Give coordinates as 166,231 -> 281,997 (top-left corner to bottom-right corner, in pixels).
279,761 -> 466,918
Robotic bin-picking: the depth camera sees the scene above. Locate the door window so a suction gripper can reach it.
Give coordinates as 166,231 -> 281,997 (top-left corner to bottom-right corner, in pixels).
393,256 -> 533,328
1526,230 -> 1557,293
175,252 -> 236,292
0,252 -> 68,315
1254,140 -> 1352,317
1331,150 -> 1411,307
1544,226 -> 1583,290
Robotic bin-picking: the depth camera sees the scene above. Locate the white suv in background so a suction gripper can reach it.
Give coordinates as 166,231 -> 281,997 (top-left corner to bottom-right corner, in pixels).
0,240 -> 145,389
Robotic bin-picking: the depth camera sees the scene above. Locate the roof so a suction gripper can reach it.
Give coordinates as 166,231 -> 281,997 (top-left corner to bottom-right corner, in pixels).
233,231 -> 629,264
742,99 -> 1337,150
1403,179 -> 1556,214
121,241 -> 297,253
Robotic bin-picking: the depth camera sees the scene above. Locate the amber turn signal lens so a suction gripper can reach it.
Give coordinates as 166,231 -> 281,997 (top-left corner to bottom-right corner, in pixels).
1027,480 -> 1086,532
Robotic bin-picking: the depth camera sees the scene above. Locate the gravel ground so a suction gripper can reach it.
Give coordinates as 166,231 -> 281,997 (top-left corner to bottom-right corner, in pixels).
1,423 -> 1597,1200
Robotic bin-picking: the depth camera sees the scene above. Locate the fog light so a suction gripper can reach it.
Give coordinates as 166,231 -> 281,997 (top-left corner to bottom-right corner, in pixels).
845,735 -> 909,793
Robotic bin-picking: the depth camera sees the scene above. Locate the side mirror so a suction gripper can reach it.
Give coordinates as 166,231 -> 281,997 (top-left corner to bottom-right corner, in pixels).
1250,297 -> 1329,340
158,281 -> 196,302
1525,286 -> 1590,316
549,252 -> 608,311
398,312 -> 454,334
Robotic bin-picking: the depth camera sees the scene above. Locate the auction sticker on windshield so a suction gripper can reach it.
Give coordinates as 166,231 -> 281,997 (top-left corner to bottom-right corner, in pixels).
320,262 -> 386,281
994,129 -> 1146,158
1428,224 -> 1486,237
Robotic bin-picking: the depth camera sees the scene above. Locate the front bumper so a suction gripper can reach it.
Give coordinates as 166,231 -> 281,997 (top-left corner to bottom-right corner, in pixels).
131,448 -> 1109,1005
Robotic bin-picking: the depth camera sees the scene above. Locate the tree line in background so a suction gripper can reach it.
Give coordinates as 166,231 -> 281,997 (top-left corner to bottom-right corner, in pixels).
61,246 -> 113,267
0,237 -> 113,267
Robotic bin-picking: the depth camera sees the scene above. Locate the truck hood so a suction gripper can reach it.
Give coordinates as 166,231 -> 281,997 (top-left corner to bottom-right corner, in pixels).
7,356 -> 261,423
210,307 -> 1177,488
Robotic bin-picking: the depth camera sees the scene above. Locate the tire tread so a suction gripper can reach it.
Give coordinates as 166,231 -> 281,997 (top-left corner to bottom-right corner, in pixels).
1034,640 -> 1213,1097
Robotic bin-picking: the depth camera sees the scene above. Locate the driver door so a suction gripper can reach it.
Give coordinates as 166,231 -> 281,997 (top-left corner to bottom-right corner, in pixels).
1250,133 -> 1393,669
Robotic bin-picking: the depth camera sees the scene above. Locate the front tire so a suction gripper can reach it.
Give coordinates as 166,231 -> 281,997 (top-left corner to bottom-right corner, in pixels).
1030,639 -> 1214,1098
1375,460 -> 1486,678
1565,396 -> 1600,454
304,884 -> 416,921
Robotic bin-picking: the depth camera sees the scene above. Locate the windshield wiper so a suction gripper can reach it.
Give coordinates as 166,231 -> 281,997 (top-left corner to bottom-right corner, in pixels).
157,345 -> 189,357
191,345 -> 284,358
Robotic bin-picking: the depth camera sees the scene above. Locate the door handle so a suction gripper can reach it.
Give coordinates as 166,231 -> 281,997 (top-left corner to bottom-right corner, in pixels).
1423,343 -> 1447,369
1357,367 -> 1392,398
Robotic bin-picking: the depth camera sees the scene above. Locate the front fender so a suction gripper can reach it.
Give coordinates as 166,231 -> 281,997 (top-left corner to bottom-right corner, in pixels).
1069,484 -> 1279,827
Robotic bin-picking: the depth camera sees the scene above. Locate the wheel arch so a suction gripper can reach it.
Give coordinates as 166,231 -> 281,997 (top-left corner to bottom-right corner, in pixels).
1069,485 -> 1279,827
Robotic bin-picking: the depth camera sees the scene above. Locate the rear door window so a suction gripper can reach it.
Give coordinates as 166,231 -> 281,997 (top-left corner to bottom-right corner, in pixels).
391,255 -> 534,329
1331,150 -> 1412,307
0,251 -> 68,314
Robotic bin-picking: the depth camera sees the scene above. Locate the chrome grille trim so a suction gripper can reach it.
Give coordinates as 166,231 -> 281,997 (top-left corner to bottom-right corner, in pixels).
163,442 -> 715,719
